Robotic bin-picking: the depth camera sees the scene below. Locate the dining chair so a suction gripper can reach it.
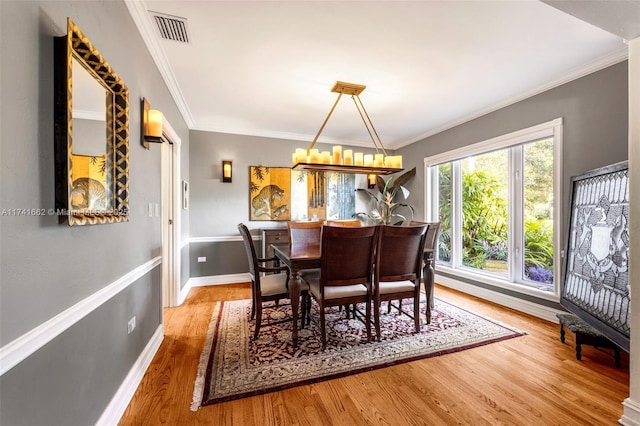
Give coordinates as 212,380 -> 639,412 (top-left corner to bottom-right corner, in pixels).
373,223 -> 429,340
238,223 -> 309,339
325,219 -> 362,227
287,220 -> 324,248
287,219 -> 324,275
305,225 -> 380,348
410,221 -> 441,323
325,218 -> 362,317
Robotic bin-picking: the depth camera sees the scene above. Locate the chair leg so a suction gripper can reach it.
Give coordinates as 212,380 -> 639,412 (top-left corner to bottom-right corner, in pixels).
425,284 -> 432,325
414,291 -> 421,333
374,298 -> 381,341
320,303 -> 327,349
254,298 -> 262,340
250,283 -> 256,320
365,299 -> 372,343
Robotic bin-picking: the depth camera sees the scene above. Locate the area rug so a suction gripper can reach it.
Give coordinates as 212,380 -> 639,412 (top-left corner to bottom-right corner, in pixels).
191,295 -> 525,409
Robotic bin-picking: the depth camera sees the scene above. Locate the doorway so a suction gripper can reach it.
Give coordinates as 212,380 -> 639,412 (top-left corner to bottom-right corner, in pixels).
160,119 -> 181,308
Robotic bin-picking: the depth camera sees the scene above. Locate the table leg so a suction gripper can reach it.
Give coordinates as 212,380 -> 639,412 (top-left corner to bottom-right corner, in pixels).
289,270 -> 300,348
423,256 -> 434,324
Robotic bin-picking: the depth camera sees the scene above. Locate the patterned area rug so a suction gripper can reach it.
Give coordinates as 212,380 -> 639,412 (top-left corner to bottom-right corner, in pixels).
191,295 -> 525,409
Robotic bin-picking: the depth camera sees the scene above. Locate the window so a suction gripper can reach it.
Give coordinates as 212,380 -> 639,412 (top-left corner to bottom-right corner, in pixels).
425,119 -> 562,297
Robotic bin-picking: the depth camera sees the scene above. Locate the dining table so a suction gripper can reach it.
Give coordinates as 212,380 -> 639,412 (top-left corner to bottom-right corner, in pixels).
271,241 -> 321,348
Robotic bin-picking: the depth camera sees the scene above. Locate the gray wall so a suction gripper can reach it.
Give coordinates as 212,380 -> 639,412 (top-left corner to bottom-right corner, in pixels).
398,61 -> 629,230
0,1 -> 189,424
188,131 -> 379,237
187,132 -> 380,278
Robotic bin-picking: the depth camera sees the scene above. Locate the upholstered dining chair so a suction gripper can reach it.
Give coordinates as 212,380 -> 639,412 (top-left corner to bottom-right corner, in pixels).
373,223 -> 429,340
325,218 -> 362,317
410,221 -> 441,323
305,225 -> 380,348
238,223 -> 309,339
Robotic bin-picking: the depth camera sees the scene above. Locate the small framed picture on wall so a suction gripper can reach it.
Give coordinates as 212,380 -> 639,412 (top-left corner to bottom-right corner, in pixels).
182,180 -> 189,210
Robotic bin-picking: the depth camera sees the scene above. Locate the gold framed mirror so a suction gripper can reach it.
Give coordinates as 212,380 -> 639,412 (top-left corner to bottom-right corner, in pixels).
54,18 -> 129,225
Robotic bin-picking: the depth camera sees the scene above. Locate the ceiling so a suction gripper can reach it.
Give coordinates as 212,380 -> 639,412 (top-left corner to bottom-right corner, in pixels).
126,1 -> 630,150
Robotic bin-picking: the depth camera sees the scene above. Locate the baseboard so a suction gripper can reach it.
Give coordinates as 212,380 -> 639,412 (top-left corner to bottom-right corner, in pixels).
178,279 -> 192,305
96,325 -> 164,426
436,274 -> 564,323
621,397 -> 640,426
187,273 -> 251,287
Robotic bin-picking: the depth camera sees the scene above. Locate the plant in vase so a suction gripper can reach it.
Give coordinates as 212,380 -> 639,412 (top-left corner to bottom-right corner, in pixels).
355,167 -> 416,225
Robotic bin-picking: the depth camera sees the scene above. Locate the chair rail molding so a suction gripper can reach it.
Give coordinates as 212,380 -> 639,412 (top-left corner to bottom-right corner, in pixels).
0,256 -> 162,376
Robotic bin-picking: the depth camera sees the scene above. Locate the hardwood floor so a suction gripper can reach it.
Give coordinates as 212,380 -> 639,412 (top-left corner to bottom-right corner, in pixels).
119,283 -> 629,425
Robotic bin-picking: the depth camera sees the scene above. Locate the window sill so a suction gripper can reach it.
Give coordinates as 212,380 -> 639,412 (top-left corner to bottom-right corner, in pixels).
435,264 -> 560,303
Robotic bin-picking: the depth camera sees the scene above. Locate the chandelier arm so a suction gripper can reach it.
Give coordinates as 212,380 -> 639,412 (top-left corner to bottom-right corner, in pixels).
351,95 -> 381,154
308,92 -> 343,152
355,95 -> 388,157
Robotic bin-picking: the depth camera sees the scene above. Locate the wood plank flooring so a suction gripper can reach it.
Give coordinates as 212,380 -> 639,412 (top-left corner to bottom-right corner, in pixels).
119,283 -> 629,425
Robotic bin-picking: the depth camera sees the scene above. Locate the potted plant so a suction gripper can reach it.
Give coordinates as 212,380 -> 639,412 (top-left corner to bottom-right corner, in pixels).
355,167 -> 416,225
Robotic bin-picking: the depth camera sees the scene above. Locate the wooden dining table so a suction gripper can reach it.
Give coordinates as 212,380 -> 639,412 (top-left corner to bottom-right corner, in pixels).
271,242 -> 320,348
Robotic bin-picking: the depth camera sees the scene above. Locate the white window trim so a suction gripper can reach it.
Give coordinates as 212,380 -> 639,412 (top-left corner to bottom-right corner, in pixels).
424,118 -> 563,301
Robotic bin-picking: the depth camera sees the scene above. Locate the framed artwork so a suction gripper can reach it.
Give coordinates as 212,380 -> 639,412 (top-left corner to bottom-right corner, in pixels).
249,166 -> 291,221
561,161 -> 630,351
182,180 -> 189,210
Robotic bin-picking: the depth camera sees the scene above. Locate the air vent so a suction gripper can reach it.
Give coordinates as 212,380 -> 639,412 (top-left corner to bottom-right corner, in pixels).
150,11 -> 190,43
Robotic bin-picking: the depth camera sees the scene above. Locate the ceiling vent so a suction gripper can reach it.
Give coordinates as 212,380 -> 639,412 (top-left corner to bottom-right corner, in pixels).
149,11 -> 190,43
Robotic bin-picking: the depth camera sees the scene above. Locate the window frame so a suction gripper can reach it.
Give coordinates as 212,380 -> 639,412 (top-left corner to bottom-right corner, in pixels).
424,118 -> 563,301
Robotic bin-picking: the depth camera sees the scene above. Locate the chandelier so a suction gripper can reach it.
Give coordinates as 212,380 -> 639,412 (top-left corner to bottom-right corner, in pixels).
291,81 -> 403,175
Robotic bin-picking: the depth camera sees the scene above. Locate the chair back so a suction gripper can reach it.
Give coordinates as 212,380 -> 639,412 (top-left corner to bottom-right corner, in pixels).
319,225 -> 379,287
325,219 -> 362,228
238,223 -> 259,280
288,220 -> 324,247
410,221 -> 440,250
377,224 -> 429,282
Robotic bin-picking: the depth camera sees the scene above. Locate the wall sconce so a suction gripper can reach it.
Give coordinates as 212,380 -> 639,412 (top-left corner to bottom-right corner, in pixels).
367,174 -> 376,189
141,97 -> 164,149
222,160 -> 232,183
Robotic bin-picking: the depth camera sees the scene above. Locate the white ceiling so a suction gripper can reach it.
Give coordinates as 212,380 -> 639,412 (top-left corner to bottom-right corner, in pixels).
126,1 -> 628,149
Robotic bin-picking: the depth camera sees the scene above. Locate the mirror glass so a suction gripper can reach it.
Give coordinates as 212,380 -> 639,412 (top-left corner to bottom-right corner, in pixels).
70,56 -> 112,212
290,171 -> 356,221
54,18 -> 129,226
71,57 -> 107,156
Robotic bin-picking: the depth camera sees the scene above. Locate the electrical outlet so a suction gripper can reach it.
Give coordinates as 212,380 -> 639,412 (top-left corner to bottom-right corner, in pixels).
148,203 -> 153,217
128,316 -> 136,334
197,256 -> 206,263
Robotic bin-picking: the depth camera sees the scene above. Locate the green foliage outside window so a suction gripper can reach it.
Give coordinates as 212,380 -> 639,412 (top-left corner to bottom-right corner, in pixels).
436,139 -> 554,284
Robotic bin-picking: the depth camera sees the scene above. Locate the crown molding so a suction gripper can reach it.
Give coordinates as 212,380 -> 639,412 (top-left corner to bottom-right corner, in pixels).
124,0 -> 194,127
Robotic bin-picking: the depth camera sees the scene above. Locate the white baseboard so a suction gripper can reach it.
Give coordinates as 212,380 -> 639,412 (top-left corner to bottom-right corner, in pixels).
187,273 -> 251,287
621,397 -> 640,426
96,325 -> 164,426
178,279 -> 192,306
436,274 -> 565,323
